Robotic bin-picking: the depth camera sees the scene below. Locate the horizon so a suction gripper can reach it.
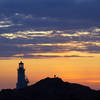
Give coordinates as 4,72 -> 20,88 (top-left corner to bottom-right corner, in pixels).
0,59 -> 100,90
0,0 -> 100,90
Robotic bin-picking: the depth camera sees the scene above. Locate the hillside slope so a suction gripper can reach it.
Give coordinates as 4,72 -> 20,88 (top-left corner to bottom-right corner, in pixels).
0,77 -> 100,100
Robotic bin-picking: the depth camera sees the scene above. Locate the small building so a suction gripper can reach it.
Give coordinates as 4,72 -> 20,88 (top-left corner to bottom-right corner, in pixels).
16,61 -> 29,89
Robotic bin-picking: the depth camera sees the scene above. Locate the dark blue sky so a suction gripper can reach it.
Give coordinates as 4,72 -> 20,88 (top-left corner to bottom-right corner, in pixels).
0,0 -> 100,58
0,0 -> 100,29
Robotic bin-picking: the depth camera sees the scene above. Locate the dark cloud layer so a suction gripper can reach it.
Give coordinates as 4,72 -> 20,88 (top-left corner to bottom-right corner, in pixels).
0,0 -> 100,58
0,0 -> 100,29
15,55 -> 93,59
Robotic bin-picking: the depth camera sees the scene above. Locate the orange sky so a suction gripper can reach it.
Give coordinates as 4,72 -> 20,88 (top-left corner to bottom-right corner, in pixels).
0,0 -> 100,92
0,52 -> 100,90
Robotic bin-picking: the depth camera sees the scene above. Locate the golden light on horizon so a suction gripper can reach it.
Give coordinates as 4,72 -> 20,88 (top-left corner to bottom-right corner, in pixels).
0,52 -> 100,90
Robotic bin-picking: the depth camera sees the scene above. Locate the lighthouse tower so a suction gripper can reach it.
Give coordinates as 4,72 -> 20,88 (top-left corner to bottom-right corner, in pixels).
16,61 -> 29,89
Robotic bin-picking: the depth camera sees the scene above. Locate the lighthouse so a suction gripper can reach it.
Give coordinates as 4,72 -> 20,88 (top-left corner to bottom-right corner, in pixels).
16,61 -> 29,89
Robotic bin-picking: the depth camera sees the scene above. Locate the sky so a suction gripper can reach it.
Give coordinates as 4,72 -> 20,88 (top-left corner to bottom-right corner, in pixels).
0,0 -> 100,90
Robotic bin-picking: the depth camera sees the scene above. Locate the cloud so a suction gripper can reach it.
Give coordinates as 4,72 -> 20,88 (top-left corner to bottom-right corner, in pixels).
14,54 -> 61,59
0,0 -> 100,59
0,0 -> 99,29
13,54 -> 93,59
64,55 -> 93,58
0,27 -> 100,59
0,42 -> 68,58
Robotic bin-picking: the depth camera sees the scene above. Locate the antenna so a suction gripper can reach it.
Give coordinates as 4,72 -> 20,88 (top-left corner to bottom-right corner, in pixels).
25,75 -> 29,84
54,75 -> 57,78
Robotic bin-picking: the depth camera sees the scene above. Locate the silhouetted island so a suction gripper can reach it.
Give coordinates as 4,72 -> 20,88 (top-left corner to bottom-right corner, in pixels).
0,77 -> 100,100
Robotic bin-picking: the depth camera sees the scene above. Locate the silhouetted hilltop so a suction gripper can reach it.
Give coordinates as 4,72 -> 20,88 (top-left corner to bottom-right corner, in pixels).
0,77 -> 100,100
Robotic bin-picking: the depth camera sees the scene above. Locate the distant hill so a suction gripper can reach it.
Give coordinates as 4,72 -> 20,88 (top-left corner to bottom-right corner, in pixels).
0,77 -> 100,100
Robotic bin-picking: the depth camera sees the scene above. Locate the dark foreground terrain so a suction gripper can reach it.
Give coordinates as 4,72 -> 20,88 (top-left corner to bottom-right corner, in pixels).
0,77 -> 100,100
